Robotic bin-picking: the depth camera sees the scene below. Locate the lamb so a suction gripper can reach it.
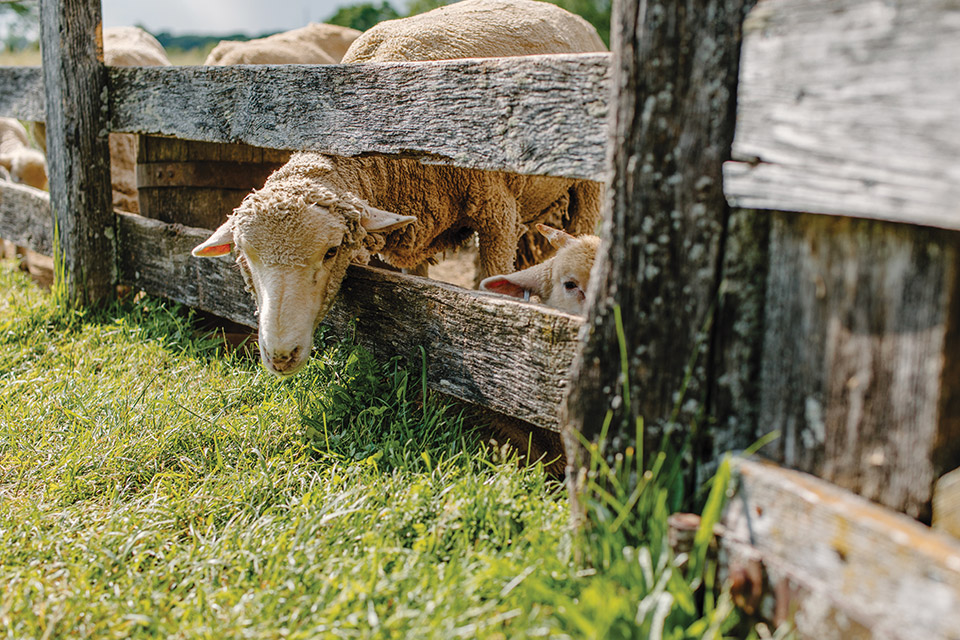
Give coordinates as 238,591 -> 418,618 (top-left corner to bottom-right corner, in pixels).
192,0 -> 606,376
0,118 -> 47,191
480,224 -> 599,315
204,23 -> 361,66
33,26 -> 171,213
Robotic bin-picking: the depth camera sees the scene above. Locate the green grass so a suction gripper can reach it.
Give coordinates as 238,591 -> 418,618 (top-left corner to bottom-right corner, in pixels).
0,261 -> 763,639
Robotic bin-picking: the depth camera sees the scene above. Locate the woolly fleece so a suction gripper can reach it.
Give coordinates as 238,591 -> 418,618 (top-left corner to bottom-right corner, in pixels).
204,23 -> 361,66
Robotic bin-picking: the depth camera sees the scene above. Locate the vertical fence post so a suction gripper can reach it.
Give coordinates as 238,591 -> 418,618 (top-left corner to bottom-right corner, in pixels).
563,0 -> 754,492
40,0 -> 114,305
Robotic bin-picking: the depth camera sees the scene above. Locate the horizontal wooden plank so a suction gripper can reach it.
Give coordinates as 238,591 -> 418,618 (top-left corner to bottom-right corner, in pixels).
721,458 -> 960,640
0,66 -> 45,121
116,212 -> 581,431
723,0 -> 960,229
107,54 -> 611,181
0,182 -> 52,255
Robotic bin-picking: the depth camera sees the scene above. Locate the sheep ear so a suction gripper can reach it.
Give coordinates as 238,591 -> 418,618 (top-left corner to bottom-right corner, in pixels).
360,204 -> 417,232
480,263 -> 549,300
536,224 -> 575,249
192,221 -> 235,257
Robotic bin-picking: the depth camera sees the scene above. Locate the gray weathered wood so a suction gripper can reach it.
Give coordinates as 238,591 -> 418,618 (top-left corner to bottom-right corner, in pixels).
40,0 -> 114,304
0,182 -> 52,255
108,55 -> 610,181
116,212 -> 581,431
0,67 -> 45,121
563,0 -> 752,477
721,458 -> 960,640
759,213 -> 960,520
723,0 -> 960,229
708,208 -> 770,472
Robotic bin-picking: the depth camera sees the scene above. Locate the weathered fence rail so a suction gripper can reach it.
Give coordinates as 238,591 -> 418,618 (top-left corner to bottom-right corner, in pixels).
2,0 -> 960,636
0,185 -> 581,431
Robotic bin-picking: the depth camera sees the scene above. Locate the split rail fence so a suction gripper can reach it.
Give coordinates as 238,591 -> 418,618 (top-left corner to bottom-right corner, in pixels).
1,0 -> 959,637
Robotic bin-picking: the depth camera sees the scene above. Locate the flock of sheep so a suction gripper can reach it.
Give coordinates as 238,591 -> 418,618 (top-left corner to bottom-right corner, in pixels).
0,0 -> 604,377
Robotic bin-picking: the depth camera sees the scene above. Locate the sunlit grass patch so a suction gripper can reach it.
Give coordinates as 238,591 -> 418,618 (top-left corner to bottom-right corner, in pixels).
0,260 -> 759,639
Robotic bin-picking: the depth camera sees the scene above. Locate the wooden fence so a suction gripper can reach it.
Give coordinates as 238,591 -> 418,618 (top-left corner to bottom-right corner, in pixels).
1,0 -> 959,637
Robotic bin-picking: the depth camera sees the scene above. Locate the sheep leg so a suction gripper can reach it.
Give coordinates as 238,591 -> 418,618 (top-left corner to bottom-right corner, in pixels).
568,181 -> 603,236
475,196 -> 521,281
402,263 -> 429,277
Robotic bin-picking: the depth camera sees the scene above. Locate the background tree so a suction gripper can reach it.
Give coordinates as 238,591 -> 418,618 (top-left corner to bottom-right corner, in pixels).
327,1 -> 401,32
0,0 -> 39,51
404,0 -> 448,16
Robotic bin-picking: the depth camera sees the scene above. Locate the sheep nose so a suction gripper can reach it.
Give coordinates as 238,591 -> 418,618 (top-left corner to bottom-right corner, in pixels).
267,346 -> 302,374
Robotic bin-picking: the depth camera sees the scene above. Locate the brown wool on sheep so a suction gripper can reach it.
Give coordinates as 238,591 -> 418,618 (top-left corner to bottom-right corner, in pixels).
343,0 -> 606,273
230,151 -> 598,278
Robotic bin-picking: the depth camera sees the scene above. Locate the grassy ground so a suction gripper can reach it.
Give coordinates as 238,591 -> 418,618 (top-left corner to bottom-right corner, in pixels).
0,261 -> 768,639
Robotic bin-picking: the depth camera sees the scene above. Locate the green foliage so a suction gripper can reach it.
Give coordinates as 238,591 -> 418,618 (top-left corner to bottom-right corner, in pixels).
550,0 -> 612,46
0,0 -> 39,52
327,1 -> 401,32
152,30 -> 273,54
404,0 -> 451,16
0,261 -> 753,638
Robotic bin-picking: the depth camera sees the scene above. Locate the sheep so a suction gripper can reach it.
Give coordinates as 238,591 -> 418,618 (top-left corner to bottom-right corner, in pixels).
480,224 -> 599,315
0,117 -> 47,191
343,0 -> 604,277
33,26 -> 171,214
340,0 -> 605,62
192,0 -> 605,377
204,23 -> 361,66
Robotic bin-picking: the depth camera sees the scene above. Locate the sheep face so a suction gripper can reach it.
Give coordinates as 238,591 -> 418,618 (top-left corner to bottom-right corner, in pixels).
480,225 -> 599,315
193,201 -> 415,376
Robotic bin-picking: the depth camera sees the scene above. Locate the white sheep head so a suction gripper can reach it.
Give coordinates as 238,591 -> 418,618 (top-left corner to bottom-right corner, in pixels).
192,192 -> 414,376
480,224 -> 599,315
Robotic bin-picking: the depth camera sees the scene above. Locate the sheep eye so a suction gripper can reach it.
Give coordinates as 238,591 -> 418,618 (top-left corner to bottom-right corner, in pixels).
563,281 -> 578,290
324,246 -> 339,261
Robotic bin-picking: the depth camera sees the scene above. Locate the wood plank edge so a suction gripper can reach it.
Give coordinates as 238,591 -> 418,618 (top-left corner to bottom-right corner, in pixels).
719,457 -> 960,639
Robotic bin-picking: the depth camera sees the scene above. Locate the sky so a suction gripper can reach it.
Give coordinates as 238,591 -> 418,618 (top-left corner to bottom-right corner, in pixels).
101,0 -> 401,36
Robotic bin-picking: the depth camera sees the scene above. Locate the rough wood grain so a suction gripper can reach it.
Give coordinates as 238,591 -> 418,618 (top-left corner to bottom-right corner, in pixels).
759,213 -> 960,520
0,66 -> 45,122
707,208 -> 770,474
563,0 -> 752,477
40,0 -> 114,304
0,181 -> 52,255
108,55 -> 610,181
136,136 -> 290,229
723,0 -> 960,229
116,213 -> 581,431
721,458 -> 960,640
